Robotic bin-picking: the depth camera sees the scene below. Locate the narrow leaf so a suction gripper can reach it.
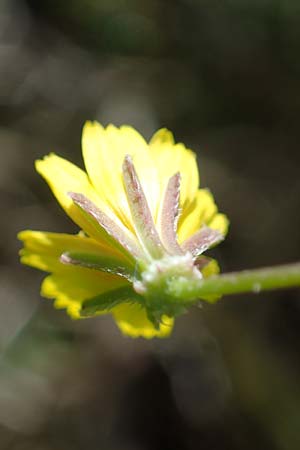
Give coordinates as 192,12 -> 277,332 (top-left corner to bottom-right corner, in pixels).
159,172 -> 183,255
181,226 -> 223,256
81,285 -> 142,317
122,155 -> 165,259
60,251 -> 134,280
69,192 -> 143,261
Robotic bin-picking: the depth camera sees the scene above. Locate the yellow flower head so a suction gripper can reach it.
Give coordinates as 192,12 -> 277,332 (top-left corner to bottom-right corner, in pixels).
18,122 -> 228,338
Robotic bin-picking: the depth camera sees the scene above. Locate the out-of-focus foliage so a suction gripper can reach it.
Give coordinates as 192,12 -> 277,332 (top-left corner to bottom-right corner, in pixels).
0,0 -> 300,448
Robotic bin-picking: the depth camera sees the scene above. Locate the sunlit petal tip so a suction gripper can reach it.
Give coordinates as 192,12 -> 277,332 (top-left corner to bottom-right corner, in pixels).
209,213 -> 230,237
82,119 -> 103,131
150,128 -> 175,145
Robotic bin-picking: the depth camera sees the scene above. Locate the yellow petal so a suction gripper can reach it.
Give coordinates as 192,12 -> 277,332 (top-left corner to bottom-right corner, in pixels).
18,230 -> 130,273
202,258 -> 220,278
41,270 -> 127,319
177,189 -> 228,243
112,303 -> 174,338
201,258 -> 222,303
35,153 -> 112,241
150,128 -> 199,212
82,122 -> 160,228
208,213 -> 229,236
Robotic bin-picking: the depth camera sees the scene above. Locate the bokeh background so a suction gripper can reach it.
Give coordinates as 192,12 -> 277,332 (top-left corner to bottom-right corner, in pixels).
1,0 -> 300,449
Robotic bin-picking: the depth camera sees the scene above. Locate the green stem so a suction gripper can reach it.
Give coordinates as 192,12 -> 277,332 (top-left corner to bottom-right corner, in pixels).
169,262 -> 300,302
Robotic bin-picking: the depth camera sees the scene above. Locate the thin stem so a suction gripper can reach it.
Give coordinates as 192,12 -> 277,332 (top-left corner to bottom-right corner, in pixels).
168,262 -> 300,302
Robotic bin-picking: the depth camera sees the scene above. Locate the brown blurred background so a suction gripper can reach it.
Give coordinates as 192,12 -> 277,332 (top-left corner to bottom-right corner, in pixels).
1,0 -> 300,449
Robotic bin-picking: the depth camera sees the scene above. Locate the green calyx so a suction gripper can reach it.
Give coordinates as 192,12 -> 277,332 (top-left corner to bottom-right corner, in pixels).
78,252 -> 203,327
133,253 -> 203,327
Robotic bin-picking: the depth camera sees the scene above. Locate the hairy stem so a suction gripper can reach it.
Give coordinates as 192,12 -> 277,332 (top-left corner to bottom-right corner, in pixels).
168,262 -> 300,302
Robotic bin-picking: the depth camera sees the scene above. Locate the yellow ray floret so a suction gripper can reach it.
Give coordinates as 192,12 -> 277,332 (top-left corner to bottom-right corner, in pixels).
112,303 -> 174,338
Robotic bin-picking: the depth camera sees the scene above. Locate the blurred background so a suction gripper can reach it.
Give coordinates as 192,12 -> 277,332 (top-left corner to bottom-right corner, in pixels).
1,0 -> 300,448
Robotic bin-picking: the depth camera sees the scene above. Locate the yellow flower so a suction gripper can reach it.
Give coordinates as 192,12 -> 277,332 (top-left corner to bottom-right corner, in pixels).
18,122 -> 228,338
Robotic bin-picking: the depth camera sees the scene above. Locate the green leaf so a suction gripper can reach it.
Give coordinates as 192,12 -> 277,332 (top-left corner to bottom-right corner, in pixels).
61,251 -> 134,280
68,192 -> 143,261
122,155 -> 165,259
80,286 -> 143,317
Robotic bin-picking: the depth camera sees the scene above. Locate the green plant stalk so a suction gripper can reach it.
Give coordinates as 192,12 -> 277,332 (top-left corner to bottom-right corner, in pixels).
168,262 -> 300,302
77,262 -> 300,320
